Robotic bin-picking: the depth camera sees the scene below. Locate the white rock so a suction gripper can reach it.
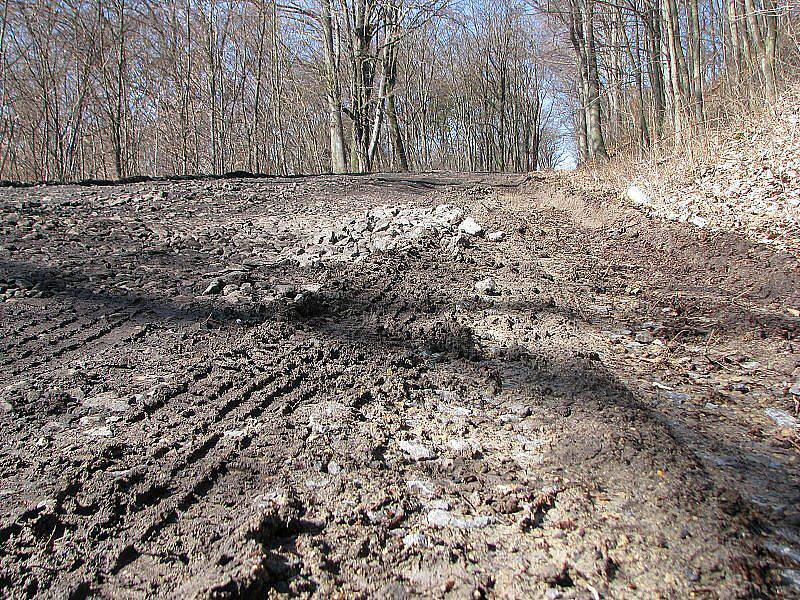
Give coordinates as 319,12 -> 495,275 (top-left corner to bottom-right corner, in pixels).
475,277 -> 497,295
406,480 -> 436,497
86,426 -> 113,437
403,533 -> 429,547
458,217 -> 483,236
427,509 -> 492,529
447,439 -> 481,456
765,408 -> 799,428
661,390 -> 690,402
488,231 -> 505,241
689,215 -> 709,228
626,185 -> 650,206
434,204 -> 463,226
398,440 -> 437,461
83,392 -> 129,412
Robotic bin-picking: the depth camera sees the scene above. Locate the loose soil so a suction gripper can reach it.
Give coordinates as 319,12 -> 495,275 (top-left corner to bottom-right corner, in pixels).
1,172 -> 798,598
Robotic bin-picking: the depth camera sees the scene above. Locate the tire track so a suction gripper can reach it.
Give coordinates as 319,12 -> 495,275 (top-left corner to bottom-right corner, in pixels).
6,312 -> 139,375
102,365 -> 317,585
0,344 -> 317,598
97,344 -> 314,525
0,314 -> 90,366
0,313 -> 80,354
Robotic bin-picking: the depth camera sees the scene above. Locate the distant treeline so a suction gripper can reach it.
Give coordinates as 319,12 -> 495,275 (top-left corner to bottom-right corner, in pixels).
0,0 -> 796,181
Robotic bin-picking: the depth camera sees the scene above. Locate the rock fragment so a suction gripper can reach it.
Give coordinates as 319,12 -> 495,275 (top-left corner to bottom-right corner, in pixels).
203,279 -> 224,295
427,509 -> 492,529
398,440 -> 437,461
475,277 -> 498,295
458,217 -> 483,236
403,533 -> 429,547
83,392 -> 129,412
765,408 -> 799,429
86,426 -> 113,438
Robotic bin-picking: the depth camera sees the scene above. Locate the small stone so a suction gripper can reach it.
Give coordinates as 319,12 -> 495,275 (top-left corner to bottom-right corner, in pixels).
475,278 -> 497,295
626,185 -> 650,206
488,231 -> 505,241
86,426 -> 112,438
789,382 -> 800,396
661,390 -> 690,402
635,330 -> 654,343
203,279 -> 224,295
406,480 -> 436,497
398,440 -> 436,461
765,408 -> 799,429
434,204 -> 464,226
458,217 -> 483,236
327,460 -> 341,475
371,236 -> 393,252
447,438 -> 480,457
508,403 -> 532,417
373,218 -> 392,233
83,392 -> 129,413
427,509 -> 492,529
402,533 -> 428,547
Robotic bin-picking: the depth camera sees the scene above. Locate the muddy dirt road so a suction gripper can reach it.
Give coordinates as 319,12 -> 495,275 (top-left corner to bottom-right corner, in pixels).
1,173 -> 799,598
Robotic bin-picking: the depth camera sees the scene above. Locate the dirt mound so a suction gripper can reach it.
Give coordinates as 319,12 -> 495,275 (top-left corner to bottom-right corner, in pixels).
282,203 -> 502,267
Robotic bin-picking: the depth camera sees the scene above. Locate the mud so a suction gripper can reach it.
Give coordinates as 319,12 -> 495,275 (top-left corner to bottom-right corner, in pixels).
1,173 -> 798,598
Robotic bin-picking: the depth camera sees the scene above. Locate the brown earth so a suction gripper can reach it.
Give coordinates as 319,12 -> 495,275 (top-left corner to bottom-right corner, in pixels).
0,172 -> 798,599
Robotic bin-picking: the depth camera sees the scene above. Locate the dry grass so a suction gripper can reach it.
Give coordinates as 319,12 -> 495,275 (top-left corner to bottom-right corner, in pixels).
559,81 -> 800,254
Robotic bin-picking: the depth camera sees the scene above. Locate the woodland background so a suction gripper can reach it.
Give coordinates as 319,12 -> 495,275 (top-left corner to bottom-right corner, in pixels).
0,0 -> 797,181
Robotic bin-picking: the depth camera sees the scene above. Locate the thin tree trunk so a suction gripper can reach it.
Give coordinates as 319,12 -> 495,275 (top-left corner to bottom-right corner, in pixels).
320,0 -> 347,173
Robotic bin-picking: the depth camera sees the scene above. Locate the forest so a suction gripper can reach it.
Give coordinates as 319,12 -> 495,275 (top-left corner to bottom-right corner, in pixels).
0,0 -> 797,181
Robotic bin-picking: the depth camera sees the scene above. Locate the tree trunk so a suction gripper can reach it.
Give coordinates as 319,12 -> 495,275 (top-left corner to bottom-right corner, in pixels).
320,0 -> 347,173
